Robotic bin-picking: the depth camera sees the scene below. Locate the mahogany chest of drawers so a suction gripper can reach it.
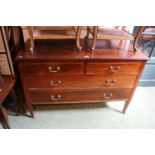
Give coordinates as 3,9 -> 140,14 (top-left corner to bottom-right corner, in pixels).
16,40 -> 148,117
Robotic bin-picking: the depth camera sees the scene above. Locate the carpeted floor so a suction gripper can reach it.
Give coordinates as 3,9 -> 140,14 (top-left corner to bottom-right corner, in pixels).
1,87 -> 155,129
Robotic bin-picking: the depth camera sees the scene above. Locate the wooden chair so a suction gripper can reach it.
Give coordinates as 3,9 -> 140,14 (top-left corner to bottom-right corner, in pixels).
0,75 -> 18,129
27,26 -> 83,52
137,27 -> 155,43
86,26 -> 145,52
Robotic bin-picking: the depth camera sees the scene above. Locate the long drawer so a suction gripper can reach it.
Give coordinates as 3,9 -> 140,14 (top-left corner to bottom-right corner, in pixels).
87,61 -> 142,75
23,61 -> 84,76
29,89 -> 131,104
26,75 -> 137,90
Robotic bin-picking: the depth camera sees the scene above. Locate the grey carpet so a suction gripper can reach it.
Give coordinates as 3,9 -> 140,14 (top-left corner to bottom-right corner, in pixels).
1,87 -> 155,129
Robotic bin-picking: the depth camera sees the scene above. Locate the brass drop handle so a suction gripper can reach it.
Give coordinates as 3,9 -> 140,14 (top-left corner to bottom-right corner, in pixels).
48,66 -> 61,73
51,95 -> 61,101
103,93 -> 112,99
109,66 -> 120,73
104,80 -> 117,86
50,80 -> 62,87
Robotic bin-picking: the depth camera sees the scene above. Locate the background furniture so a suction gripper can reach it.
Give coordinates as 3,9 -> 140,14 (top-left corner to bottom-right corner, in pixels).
0,27 -> 14,75
16,39 -> 147,117
23,26 -> 83,52
0,26 -> 25,119
0,75 -> 18,129
135,26 -> 155,86
0,26 -> 24,75
87,26 -> 145,51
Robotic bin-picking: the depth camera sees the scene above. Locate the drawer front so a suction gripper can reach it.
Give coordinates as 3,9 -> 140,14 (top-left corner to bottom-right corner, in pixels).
27,75 -> 136,90
87,62 -> 142,75
0,31 -> 5,53
23,61 -> 84,76
29,89 -> 131,104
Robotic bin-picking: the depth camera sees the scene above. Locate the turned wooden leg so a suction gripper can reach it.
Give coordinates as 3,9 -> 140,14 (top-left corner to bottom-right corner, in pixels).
0,106 -> 10,129
76,26 -> 82,51
91,26 -> 98,52
27,26 -> 34,53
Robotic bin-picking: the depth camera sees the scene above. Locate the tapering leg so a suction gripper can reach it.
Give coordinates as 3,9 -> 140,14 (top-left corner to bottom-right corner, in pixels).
0,115 -> 8,129
27,103 -> 34,118
0,119 -> 6,129
91,26 -> 98,51
76,26 -> 82,51
12,89 -> 19,116
122,100 -> 130,113
0,106 -> 10,129
30,109 -> 34,118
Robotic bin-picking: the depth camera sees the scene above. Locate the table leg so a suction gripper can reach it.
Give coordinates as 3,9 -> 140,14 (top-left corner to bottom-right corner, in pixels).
91,26 -> 98,51
27,26 -> 34,53
0,106 -> 10,129
76,26 -> 82,51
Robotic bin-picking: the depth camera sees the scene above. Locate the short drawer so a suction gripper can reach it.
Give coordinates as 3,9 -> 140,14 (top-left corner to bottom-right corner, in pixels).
26,75 -> 136,90
23,61 -> 84,76
29,89 -> 131,104
87,61 -> 142,75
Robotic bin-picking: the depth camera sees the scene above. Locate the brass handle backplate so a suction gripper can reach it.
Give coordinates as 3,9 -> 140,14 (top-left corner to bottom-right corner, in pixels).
109,66 -> 120,73
104,80 -> 117,86
51,95 -> 61,101
48,66 -> 61,73
50,80 -> 62,87
103,93 -> 112,99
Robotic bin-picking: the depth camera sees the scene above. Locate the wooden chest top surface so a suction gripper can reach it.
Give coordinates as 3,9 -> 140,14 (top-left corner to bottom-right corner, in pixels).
16,40 -> 148,61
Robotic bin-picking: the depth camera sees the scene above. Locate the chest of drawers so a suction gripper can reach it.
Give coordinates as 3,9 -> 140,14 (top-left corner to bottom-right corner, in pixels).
16,40 -> 148,117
